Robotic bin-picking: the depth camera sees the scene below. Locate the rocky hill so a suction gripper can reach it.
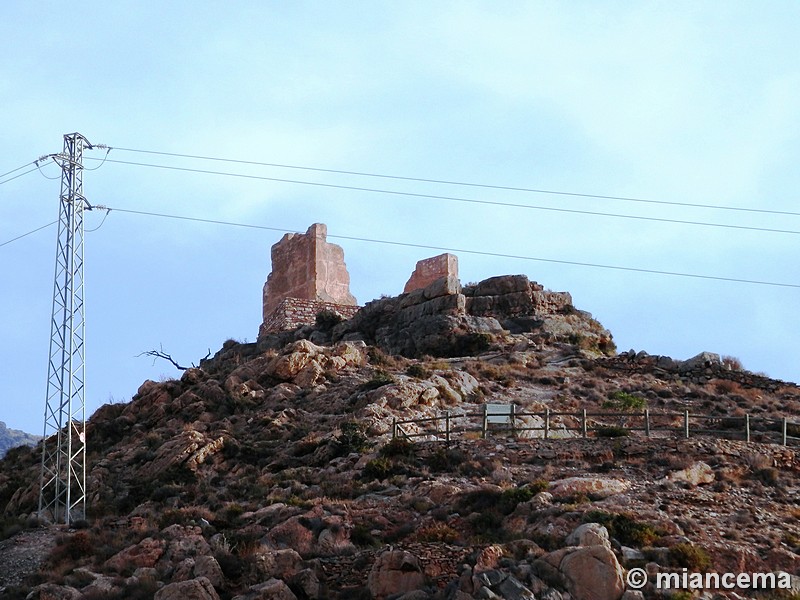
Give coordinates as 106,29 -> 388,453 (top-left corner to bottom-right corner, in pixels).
0,421 -> 40,459
0,274 -> 798,600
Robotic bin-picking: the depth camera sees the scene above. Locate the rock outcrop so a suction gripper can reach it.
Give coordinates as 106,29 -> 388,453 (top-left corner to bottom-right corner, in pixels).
0,421 -> 40,459
332,273 -> 613,357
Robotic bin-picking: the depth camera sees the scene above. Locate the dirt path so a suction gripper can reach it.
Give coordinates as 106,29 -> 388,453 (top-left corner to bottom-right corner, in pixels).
0,527 -> 58,592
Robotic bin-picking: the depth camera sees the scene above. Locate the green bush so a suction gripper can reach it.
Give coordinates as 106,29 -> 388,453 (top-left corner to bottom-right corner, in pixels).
529,479 -> 549,495
335,421 -> 371,455
669,542 -> 711,570
363,457 -> 394,480
603,391 -> 647,410
414,522 -> 460,543
583,511 -> 659,547
360,369 -> 396,391
406,363 -> 431,379
452,332 -> 492,356
351,524 -> 379,547
380,437 -> 416,459
315,309 -> 344,329
596,426 -> 630,438
499,485 -> 537,514
754,467 -> 780,487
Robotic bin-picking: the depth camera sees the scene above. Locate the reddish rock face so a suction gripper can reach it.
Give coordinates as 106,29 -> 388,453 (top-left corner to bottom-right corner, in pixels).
263,224 -> 357,320
403,253 -> 459,294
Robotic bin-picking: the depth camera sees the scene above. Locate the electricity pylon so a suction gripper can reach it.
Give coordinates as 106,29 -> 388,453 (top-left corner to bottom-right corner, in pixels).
38,133 -> 101,525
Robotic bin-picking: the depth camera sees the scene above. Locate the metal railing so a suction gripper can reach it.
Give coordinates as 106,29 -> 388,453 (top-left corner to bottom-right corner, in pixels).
391,405 -> 800,447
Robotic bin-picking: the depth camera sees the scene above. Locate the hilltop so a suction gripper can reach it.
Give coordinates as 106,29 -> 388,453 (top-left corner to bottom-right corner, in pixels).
0,421 -> 40,459
0,271 -> 798,600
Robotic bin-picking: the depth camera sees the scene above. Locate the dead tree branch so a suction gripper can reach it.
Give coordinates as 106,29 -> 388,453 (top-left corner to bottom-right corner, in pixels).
138,344 -> 211,371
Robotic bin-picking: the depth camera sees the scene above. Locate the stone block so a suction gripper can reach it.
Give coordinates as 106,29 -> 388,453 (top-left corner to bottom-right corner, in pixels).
472,275 -> 530,297
423,274 -> 462,300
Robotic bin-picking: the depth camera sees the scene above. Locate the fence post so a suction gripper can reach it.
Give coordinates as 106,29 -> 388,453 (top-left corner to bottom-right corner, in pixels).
445,411 -> 451,445
645,409 -> 650,437
482,405 -> 488,439
510,404 -> 516,438
544,408 -> 550,439
392,418 -> 397,439
745,414 -> 750,443
684,410 -> 690,439
582,409 -> 588,438
783,417 -> 788,446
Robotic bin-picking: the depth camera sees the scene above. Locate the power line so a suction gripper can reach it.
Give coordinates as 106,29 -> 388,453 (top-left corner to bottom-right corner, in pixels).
105,206 -> 800,289
0,165 -> 40,186
0,221 -> 57,248
90,157 -> 800,237
110,146 -> 800,218
0,161 -> 37,180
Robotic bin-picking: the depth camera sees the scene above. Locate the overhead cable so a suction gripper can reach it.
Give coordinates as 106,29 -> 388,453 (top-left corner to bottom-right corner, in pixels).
0,161 -> 37,180
89,157 -> 800,236
0,221 -> 57,248
104,206 -> 800,289
109,146 -> 800,218
0,166 -> 40,186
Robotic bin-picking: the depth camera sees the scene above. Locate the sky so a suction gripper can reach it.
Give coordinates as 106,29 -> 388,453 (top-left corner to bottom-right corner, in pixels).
1,2 -> 799,435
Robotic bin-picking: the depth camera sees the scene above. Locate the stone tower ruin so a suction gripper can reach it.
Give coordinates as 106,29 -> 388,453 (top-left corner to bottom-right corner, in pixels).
260,224 -> 359,334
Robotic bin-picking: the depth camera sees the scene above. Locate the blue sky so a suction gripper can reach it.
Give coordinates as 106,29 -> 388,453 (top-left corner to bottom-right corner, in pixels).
2,1 -> 799,434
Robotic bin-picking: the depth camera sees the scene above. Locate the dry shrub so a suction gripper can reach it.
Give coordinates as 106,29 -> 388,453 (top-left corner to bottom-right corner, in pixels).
367,347 -> 405,369
412,522 -> 460,543
722,355 -> 744,370
712,379 -> 742,395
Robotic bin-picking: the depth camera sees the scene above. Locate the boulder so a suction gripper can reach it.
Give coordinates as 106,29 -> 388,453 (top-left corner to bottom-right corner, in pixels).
159,525 -> 212,565
267,517 -> 315,556
154,577 -> 220,600
253,548 -> 303,580
290,568 -> 322,599
234,578 -> 298,600
104,537 -> 166,572
548,477 -> 629,499
471,275 -> 531,297
474,569 -> 536,600
474,545 -> 505,572
194,555 -> 225,589
333,341 -> 367,367
560,546 -> 625,600
269,352 -> 317,381
80,574 -> 120,596
368,550 -> 426,599
679,352 -> 721,372
663,461 -> 714,486
24,584 -> 82,600
565,523 -> 611,549
423,275 -> 462,300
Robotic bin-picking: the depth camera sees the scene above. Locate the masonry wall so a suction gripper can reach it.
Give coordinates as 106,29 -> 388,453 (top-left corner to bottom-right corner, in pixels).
261,298 -> 361,335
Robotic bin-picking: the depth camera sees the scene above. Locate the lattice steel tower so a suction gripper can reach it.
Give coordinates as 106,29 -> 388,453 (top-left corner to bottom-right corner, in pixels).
38,133 -> 96,525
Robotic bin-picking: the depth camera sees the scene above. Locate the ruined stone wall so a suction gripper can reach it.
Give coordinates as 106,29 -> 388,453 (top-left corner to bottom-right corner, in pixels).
600,351 -> 798,393
261,298 -> 360,335
404,253 -> 459,293
263,224 -> 357,320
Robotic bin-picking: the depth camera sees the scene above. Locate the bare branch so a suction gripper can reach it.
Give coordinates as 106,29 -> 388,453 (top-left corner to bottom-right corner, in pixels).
137,344 -> 189,371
